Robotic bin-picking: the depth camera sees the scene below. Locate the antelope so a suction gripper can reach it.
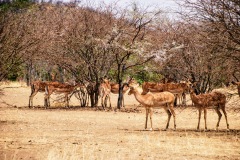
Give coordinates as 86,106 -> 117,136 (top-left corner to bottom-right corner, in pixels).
128,83 -> 176,131
190,89 -> 229,131
141,82 -> 165,95
164,82 -> 191,105
232,81 -> 240,97
109,78 -> 137,107
44,82 -> 81,108
99,78 -> 111,109
142,81 -> 191,106
99,77 -> 137,109
29,81 -> 60,108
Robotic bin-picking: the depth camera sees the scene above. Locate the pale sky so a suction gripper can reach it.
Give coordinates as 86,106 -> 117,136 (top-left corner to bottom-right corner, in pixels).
75,0 -> 181,17
100,0 -> 178,8
79,0 -> 180,12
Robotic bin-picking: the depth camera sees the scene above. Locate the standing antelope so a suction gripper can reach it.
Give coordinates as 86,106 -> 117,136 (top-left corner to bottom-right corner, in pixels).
190,89 -> 229,131
44,82 -> 81,108
142,81 -> 191,106
99,77 -> 136,109
110,83 -> 129,106
99,78 -> 112,109
141,82 -> 165,95
128,84 -> 176,131
29,81 -> 60,108
164,82 -> 191,105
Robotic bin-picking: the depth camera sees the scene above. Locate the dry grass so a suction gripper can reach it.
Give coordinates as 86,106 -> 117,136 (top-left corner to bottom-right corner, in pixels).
0,82 -> 239,159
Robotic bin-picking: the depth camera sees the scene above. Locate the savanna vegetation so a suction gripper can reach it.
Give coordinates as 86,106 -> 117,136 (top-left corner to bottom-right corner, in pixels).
0,1 -> 239,159
1,0 -> 239,109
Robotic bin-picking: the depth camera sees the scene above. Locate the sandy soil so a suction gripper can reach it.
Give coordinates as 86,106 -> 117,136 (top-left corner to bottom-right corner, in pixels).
0,82 -> 240,160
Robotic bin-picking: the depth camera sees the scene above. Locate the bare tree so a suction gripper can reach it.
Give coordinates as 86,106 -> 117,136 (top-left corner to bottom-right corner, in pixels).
150,0 -> 240,93
158,22 -> 237,93
179,0 -> 240,83
36,4 -> 119,107
0,6 -> 45,82
104,4 -> 162,109
44,3 -> 162,108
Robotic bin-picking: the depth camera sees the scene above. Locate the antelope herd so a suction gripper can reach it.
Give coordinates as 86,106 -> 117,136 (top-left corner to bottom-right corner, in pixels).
141,81 -> 191,105
28,77 -> 240,131
29,81 -> 82,109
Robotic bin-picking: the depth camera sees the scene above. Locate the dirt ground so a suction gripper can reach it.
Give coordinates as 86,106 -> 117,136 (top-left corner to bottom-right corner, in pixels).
0,82 -> 240,160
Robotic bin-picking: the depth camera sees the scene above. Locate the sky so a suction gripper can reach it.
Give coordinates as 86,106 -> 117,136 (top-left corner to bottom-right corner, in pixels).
59,0 -> 182,18
79,0 -> 180,13
99,0 -> 178,8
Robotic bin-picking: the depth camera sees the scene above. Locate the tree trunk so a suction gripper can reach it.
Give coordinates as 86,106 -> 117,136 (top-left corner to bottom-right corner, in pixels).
94,83 -> 99,107
117,80 -> 123,109
58,66 -> 64,83
87,82 -> 99,107
89,93 -> 95,107
117,64 -> 125,109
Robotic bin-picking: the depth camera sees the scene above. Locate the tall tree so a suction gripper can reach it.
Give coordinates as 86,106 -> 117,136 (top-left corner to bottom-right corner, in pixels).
108,4 -> 161,109
0,0 -> 41,82
180,0 -> 240,83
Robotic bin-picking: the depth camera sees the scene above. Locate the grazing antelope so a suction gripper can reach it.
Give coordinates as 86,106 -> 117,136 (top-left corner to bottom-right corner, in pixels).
29,81 -> 60,108
128,83 -> 176,131
44,82 -> 81,108
190,89 -> 229,131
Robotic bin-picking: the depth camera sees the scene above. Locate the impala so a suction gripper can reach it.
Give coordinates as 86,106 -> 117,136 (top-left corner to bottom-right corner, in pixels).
99,78 -> 111,109
44,82 -> 81,108
142,81 -> 191,105
29,81 -> 60,108
190,89 -> 229,131
99,77 -> 136,109
128,83 -> 176,131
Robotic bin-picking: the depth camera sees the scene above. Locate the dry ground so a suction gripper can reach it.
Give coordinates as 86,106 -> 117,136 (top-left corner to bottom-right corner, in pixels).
0,82 -> 240,160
